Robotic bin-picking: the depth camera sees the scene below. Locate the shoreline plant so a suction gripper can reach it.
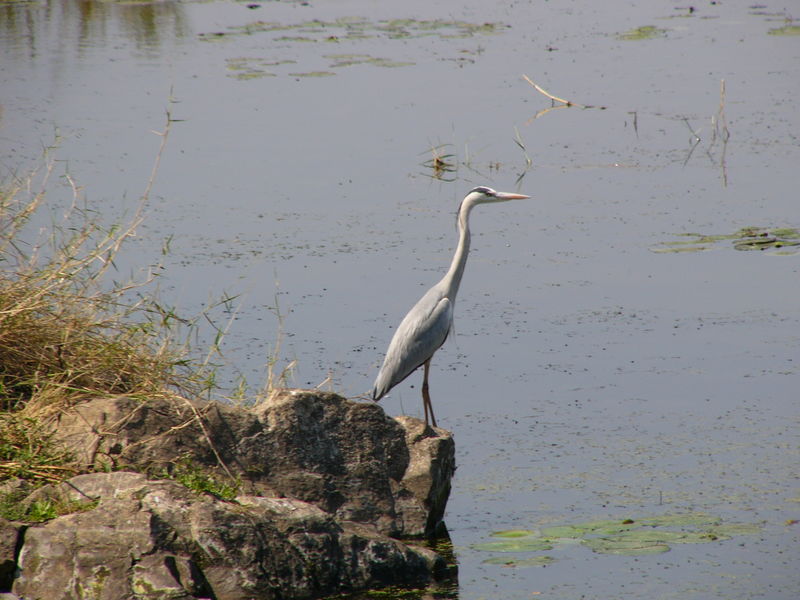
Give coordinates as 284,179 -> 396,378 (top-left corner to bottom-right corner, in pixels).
0,125 -> 259,514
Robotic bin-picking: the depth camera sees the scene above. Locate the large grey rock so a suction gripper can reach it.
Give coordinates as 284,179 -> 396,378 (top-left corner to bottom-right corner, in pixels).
47,390 -> 454,537
7,390 -> 457,598
12,472 -> 444,600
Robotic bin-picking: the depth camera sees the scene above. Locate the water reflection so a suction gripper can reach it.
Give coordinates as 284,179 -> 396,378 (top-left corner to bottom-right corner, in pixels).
0,0 -> 190,57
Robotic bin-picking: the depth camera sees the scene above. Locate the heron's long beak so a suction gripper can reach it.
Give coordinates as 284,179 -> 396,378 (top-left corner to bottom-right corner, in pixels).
494,192 -> 530,201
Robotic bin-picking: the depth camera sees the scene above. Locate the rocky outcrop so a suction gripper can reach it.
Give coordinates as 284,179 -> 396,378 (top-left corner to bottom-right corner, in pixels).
13,472 -> 444,600
1,390 -> 456,599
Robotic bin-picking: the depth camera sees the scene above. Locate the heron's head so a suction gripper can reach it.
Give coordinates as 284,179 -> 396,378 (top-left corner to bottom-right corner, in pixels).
463,186 -> 530,206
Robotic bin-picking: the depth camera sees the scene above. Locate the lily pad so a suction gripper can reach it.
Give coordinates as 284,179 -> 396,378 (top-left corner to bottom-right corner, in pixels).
540,518 -> 639,538
709,522 -> 763,537
539,524 -> 586,539
475,512 -> 761,563
482,555 -> 554,567
651,227 -> 800,255
491,529 -> 537,538
626,529 -> 728,544
472,537 -> 554,552
582,537 -> 671,555
638,512 -> 720,528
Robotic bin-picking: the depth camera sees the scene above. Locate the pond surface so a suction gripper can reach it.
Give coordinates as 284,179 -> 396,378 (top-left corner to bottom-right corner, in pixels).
2,0 -> 799,598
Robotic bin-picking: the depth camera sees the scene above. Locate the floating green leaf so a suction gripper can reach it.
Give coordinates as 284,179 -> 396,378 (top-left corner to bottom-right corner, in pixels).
708,522 -> 763,537
638,512 -> 720,528
582,536 -> 671,555
651,227 -> 800,255
472,537 -> 553,552
475,512 -> 761,563
539,525 -> 585,539
491,529 -> 537,538
482,555 -> 554,567
540,518 -> 638,538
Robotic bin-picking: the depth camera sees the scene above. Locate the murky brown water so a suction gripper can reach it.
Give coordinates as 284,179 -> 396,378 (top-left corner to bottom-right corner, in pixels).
2,1 -> 799,598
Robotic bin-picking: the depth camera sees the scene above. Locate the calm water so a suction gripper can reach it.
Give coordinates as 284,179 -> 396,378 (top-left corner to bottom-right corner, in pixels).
2,1 -> 799,598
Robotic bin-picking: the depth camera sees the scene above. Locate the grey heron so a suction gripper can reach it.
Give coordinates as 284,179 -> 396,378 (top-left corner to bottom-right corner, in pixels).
370,186 -> 530,427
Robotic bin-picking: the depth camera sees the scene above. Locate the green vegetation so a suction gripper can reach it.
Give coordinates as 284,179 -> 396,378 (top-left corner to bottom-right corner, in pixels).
202,17 -> 505,43
0,484 -> 98,523
482,555 -> 554,567
617,25 -> 668,41
165,459 -> 240,501
0,159 -> 195,420
288,71 -> 337,78
226,57 -> 298,80
0,153 -> 197,494
202,16 -> 505,78
0,414 -> 75,482
474,512 -> 761,564
651,227 -> 800,254
324,53 -> 414,68
0,144 -> 247,508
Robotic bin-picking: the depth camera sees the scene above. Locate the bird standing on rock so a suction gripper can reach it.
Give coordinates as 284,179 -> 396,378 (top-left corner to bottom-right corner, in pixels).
371,186 -> 530,427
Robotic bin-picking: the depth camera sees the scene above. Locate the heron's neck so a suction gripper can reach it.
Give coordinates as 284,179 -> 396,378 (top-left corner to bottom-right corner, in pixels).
441,198 -> 475,300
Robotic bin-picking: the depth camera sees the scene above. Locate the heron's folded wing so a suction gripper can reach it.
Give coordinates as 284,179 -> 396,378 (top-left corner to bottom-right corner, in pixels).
372,295 -> 452,399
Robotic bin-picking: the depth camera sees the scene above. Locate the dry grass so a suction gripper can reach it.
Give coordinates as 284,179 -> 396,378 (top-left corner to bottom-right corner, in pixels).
1,116 -> 290,493
0,125 -> 208,485
0,158 -> 188,418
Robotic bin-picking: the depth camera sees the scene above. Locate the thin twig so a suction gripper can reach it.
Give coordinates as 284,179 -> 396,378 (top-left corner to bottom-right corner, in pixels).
522,74 -> 607,118
522,74 -> 577,106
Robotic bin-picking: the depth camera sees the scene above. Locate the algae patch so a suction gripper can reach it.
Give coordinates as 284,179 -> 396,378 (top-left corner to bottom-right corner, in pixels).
199,17 -> 508,42
473,513 -> 760,564
768,25 -> 800,36
202,17 -> 507,42
289,71 -> 336,78
651,227 -> 800,255
226,57 -> 296,80
325,53 -> 414,68
202,16 -> 506,77
617,25 -> 668,41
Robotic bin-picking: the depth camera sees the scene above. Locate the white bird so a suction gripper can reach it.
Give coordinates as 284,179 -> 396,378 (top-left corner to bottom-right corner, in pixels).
371,186 -> 530,426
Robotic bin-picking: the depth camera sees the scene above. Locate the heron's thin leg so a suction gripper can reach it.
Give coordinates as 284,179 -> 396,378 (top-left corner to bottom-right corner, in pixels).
422,359 -> 438,427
